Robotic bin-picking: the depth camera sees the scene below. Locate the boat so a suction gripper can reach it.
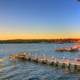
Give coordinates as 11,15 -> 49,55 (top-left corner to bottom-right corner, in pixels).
55,46 -> 79,52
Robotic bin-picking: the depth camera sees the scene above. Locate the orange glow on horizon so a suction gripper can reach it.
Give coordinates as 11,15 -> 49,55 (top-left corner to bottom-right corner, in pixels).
0,34 -> 59,40
0,33 -> 80,40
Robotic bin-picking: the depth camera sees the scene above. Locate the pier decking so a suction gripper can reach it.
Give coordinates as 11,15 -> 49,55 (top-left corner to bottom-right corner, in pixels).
9,52 -> 80,72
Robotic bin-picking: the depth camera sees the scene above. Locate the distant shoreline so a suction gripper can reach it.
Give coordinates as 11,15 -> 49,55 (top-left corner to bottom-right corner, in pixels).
0,39 -> 80,43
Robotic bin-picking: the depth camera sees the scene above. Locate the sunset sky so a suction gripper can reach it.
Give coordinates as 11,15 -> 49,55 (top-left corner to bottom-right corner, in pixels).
0,0 -> 80,40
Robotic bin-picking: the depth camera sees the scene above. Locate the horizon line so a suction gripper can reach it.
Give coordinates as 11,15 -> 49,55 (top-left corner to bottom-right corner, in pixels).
0,38 -> 80,40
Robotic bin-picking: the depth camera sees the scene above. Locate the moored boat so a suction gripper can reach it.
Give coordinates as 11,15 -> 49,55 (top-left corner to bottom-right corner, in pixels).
55,46 -> 79,52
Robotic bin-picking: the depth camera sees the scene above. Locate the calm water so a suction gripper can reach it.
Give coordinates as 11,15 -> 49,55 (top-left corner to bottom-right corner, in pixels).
0,43 -> 80,80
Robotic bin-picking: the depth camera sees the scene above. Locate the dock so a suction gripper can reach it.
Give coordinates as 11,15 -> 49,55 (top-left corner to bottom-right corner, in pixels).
9,52 -> 80,72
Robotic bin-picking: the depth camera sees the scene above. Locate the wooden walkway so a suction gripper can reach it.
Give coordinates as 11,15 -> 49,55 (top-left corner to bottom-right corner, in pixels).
9,52 -> 80,72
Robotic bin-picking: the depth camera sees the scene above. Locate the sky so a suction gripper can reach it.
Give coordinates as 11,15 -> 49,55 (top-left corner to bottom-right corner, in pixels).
0,0 -> 80,39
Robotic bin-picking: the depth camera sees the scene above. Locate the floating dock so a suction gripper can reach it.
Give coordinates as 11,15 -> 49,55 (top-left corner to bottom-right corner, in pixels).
9,52 -> 80,72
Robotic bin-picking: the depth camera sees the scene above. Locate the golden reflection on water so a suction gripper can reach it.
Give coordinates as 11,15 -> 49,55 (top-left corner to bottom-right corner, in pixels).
0,64 -> 4,69
0,58 -> 5,73
0,58 -> 5,68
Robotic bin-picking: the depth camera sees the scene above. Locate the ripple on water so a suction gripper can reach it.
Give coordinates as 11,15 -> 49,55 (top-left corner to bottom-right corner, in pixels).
0,59 -> 80,80
0,43 -> 80,80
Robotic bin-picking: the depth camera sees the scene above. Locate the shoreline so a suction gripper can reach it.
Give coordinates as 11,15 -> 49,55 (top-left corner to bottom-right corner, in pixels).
0,39 -> 80,43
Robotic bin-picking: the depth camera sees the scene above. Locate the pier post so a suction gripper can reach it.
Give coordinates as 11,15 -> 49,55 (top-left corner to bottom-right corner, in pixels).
54,61 -> 59,67
62,63 -> 66,68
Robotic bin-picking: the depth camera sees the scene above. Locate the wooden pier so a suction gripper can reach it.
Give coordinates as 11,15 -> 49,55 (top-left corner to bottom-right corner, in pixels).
9,52 -> 80,72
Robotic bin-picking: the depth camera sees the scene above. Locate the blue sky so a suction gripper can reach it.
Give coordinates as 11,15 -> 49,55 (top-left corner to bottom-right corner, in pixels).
0,0 -> 80,39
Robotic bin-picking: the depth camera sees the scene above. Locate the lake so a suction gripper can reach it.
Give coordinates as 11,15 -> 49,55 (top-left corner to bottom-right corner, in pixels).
0,43 -> 80,80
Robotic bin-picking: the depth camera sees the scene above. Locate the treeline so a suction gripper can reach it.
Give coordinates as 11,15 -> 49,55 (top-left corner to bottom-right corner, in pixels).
0,39 -> 80,43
